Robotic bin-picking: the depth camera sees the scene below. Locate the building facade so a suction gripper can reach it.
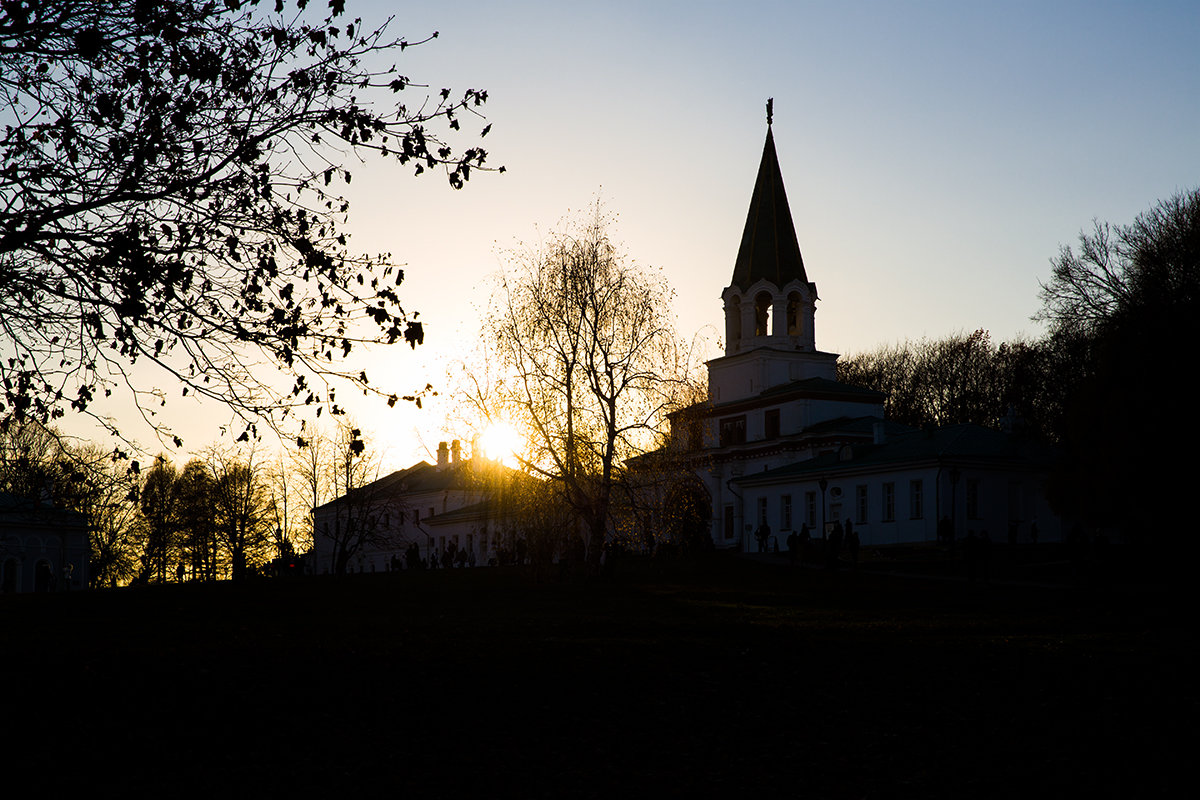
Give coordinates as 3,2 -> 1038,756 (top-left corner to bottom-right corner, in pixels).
0,492 -> 89,592
690,122 -> 1061,551
311,439 -> 516,573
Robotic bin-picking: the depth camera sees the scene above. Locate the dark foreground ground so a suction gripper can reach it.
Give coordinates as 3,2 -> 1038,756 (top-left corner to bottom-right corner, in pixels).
2,554 -> 1192,798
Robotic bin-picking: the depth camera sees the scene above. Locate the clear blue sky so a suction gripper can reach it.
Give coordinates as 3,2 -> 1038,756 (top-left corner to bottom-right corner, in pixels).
76,1 -> 1200,467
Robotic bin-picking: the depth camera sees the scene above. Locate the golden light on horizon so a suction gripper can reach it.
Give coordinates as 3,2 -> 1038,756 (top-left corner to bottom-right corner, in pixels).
479,420 -> 523,468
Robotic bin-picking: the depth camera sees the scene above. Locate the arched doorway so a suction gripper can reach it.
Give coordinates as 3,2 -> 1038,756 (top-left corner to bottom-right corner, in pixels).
34,559 -> 54,592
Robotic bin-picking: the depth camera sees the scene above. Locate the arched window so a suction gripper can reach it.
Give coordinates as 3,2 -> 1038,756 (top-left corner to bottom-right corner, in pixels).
755,292 -> 773,336
786,292 -> 803,335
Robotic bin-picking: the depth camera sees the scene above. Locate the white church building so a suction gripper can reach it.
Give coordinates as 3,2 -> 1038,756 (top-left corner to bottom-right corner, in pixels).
687,121 -> 1062,551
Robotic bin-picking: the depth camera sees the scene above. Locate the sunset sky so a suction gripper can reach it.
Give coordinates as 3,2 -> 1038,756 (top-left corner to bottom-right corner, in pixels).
70,0 -> 1200,469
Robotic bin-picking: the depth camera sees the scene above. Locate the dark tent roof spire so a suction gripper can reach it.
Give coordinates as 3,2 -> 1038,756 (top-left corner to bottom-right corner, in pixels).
730,109 -> 810,292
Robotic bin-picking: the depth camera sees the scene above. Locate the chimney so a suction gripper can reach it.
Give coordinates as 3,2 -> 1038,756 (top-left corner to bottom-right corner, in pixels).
436,441 -> 449,470
451,439 -> 461,465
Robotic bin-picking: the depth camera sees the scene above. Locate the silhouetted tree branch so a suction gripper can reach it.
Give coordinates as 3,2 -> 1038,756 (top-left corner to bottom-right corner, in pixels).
837,330 -> 1059,438
1034,188 -> 1200,544
0,0 -> 495,450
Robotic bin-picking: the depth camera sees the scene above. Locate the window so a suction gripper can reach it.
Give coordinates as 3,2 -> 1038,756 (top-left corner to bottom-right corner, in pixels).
909,479 -> 924,520
967,479 -> 980,519
754,292 -> 772,336
723,505 -> 735,539
719,415 -> 746,446
882,482 -> 895,522
781,494 -> 792,530
805,491 -> 817,527
786,292 -> 802,336
756,497 -> 768,526
764,409 -> 780,440
855,485 -> 868,524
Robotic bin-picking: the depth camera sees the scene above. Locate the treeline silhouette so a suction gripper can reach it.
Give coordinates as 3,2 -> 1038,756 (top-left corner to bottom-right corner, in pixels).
839,188 -> 1200,554
0,419 -> 369,588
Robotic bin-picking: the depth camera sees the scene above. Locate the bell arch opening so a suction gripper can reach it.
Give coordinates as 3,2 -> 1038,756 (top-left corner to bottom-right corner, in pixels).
786,292 -> 803,336
754,292 -> 773,336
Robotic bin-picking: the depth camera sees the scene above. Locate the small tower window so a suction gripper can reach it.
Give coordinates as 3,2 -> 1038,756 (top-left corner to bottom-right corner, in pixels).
786,292 -> 802,335
765,409 -> 780,440
755,292 -> 772,336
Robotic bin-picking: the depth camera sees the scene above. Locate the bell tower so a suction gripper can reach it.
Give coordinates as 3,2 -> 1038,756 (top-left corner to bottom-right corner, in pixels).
723,100 -> 818,356
709,103 -> 836,405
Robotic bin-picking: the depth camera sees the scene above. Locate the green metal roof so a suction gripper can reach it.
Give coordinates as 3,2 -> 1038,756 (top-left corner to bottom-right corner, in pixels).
730,126 -> 811,292
735,423 -> 1058,485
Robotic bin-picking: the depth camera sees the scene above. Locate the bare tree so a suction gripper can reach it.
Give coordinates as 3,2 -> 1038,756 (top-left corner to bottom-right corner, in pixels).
0,423 -> 145,587
475,204 -> 690,575
56,444 -> 144,588
311,419 -> 395,574
263,451 -> 304,570
206,446 -> 275,581
175,458 -> 220,581
837,330 -> 1057,434
0,416 -> 63,500
291,424 -> 333,556
1035,189 -> 1200,337
137,455 -> 178,583
1034,188 -> 1200,543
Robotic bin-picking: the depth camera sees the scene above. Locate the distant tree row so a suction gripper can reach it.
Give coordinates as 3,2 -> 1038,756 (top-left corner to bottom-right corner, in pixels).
839,188 -> 1200,547
0,416 -> 374,587
837,329 -> 1068,441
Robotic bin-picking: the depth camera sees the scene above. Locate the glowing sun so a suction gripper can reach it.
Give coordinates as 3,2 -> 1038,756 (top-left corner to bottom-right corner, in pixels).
479,421 -> 523,467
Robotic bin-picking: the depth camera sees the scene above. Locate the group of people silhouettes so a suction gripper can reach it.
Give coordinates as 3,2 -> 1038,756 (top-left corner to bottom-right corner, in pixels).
753,519 -> 860,569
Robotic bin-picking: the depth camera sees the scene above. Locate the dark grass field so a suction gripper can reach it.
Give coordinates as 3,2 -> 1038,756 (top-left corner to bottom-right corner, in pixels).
2,554 -> 1191,797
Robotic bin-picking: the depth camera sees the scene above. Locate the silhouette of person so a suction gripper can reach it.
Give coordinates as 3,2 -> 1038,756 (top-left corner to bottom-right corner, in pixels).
938,516 -> 953,547
980,530 -> 992,583
827,521 -> 844,569
845,519 -> 859,568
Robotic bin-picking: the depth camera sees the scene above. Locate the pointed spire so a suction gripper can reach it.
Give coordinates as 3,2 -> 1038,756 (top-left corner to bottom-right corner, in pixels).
729,117 -> 809,293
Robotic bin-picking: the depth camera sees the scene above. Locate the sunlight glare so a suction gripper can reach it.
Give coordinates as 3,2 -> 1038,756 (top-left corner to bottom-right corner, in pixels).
480,421 -> 523,467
